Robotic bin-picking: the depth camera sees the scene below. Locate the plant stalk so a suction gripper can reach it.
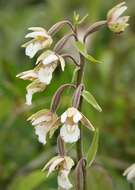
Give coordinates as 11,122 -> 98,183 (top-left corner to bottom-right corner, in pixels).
76,54 -> 87,190
74,22 -> 86,188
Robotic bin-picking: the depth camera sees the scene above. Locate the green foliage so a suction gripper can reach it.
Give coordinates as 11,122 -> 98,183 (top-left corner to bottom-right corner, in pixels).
87,129 -> 99,167
74,41 -> 102,64
8,170 -> 46,190
82,90 -> 102,112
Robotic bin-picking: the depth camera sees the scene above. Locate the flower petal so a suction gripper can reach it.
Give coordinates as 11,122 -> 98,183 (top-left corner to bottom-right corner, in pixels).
42,156 -> 60,171
42,53 -> 58,65
61,111 -> 68,123
36,50 -> 53,65
58,55 -> 65,71
48,157 -> 64,176
26,80 -> 46,105
28,27 -> 47,32
26,90 -> 33,105
123,163 -> 135,182
60,124 -> 80,143
73,112 -> 82,123
25,31 -> 49,39
25,42 -> 42,58
35,125 -> 49,144
127,168 -> 135,181
16,70 -> 37,81
112,6 -> 127,21
58,170 -> 73,190
38,67 -> 53,84
64,157 -> 74,170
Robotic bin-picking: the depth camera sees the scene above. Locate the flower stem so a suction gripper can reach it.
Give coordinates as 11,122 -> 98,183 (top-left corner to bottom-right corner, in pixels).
74,20 -> 107,190
76,53 -> 85,160
76,50 -> 86,190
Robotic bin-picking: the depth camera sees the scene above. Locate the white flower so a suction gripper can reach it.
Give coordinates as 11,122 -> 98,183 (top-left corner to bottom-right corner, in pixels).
43,156 -> 74,189
22,27 -> 53,58
123,163 -> 135,182
34,50 -> 65,84
28,109 -> 58,144
26,80 -> 46,105
60,107 -> 95,143
107,2 -> 129,33
35,62 -> 57,85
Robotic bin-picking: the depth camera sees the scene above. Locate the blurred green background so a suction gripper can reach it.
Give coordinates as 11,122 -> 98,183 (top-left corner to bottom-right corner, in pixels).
0,0 -> 135,189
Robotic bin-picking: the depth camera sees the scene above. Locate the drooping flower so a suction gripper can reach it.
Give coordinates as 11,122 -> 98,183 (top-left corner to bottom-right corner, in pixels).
50,107 -> 95,143
43,156 -> 74,189
22,27 -> 53,58
123,163 -> 135,182
35,50 -> 65,82
28,109 -> 58,144
17,50 -> 65,85
107,2 -> 129,33
26,79 -> 46,105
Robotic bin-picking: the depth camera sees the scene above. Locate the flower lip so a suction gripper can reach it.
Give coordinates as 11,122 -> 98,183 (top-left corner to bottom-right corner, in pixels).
26,80 -> 46,105
60,107 -> 94,143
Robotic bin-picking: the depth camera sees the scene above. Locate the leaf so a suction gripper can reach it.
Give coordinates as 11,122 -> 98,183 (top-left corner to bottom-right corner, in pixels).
73,12 -> 88,25
87,129 -> 99,167
74,41 -> 102,64
74,41 -> 87,54
78,14 -> 89,25
8,170 -> 46,190
82,90 -> 102,112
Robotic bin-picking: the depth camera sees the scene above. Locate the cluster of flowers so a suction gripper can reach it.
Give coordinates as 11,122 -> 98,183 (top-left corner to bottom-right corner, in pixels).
16,2 -> 130,189
17,27 -> 65,105
17,27 -> 95,189
27,107 -> 94,189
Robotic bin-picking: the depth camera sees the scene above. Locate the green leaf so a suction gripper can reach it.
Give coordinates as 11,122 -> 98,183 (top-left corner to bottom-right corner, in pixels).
8,170 -> 46,190
87,129 -> 99,167
74,41 -> 102,64
74,41 -> 87,54
78,14 -> 89,25
82,90 -> 102,112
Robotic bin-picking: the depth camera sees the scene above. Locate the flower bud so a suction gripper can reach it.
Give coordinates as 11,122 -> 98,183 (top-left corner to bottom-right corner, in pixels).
107,2 -> 129,33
